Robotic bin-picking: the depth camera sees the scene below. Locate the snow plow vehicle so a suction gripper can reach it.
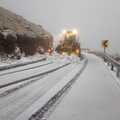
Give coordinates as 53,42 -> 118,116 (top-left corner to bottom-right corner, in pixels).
56,30 -> 81,57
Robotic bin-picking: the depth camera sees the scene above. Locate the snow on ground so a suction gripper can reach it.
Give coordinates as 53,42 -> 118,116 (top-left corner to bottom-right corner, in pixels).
0,52 -> 81,86
0,53 -> 45,67
0,62 -> 82,120
15,60 -> 85,120
0,52 -> 82,120
0,62 -> 65,86
46,52 -> 81,63
103,59 -> 120,87
1,52 -> 120,120
0,52 -> 81,67
46,53 -> 120,120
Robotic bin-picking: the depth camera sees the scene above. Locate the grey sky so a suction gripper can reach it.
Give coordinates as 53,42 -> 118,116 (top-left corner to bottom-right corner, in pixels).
0,0 -> 120,55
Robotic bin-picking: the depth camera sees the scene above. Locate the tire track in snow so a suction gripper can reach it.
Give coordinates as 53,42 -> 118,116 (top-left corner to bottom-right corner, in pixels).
0,58 -> 46,71
0,63 -> 70,98
0,75 -> 45,98
0,62 -> 52,76
28,59 -> 88,120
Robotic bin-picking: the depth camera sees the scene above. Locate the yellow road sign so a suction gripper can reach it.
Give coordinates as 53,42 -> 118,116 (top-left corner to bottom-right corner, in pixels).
102,40 -> 108,48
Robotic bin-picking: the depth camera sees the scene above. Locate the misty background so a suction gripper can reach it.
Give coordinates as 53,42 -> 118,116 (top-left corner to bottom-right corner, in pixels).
0,0 -> 120,55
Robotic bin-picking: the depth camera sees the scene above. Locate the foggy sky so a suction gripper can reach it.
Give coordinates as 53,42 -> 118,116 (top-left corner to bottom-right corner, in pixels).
0,0 -> 120,55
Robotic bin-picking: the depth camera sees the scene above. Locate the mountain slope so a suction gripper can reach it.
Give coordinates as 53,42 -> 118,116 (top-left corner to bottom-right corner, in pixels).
0,7 -> 53,56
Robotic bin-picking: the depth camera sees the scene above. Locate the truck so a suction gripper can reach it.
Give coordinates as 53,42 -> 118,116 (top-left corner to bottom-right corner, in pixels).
55,30 -> 81,57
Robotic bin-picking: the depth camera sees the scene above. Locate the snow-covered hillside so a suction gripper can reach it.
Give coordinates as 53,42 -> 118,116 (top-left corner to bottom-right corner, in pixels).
0,7 -> 53,55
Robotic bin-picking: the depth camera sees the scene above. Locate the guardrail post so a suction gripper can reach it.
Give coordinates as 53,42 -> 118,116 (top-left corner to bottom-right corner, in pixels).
117,69 -> 120,77
104,58 -> 106,62
111,65 -> 114,71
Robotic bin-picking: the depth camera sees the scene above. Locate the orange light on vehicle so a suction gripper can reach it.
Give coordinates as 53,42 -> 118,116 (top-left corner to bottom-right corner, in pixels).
48,48 -> 51,53
76,49 -> 79,53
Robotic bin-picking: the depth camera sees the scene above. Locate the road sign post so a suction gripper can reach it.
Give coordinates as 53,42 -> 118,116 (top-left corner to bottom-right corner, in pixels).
102,40 -> 109,62
102,40 -> 108,53
104,47 -> 106,53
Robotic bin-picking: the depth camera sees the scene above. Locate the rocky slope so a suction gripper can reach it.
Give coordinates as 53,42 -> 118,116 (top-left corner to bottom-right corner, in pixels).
0,7 -> 53,57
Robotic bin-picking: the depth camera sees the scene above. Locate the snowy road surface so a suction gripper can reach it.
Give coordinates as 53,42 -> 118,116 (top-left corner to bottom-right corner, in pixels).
47,53 -> 120,120
0,56 -> 81,120
0,62 -> 66,86
0,53 -> 120,120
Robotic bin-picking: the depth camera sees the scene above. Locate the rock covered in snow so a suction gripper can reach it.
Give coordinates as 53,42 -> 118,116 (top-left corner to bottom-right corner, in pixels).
0,29 -> 17,54
0,7 -> 53,56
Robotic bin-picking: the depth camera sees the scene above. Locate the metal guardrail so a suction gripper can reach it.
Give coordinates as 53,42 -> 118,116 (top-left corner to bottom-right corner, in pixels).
92,51 -> 120,78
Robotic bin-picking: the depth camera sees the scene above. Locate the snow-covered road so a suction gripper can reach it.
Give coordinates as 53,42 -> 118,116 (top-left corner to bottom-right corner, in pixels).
0,62 -> 66,87
46,53 -> 120,120
0,53 -> 120,120
0,57 -> 81,120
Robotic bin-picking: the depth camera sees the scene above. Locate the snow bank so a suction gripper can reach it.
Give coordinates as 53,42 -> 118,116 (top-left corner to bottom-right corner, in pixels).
0,53 -> 45,67
0,51 -> 81,68
19,53 -> 45,62
46,52 -> 81,63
